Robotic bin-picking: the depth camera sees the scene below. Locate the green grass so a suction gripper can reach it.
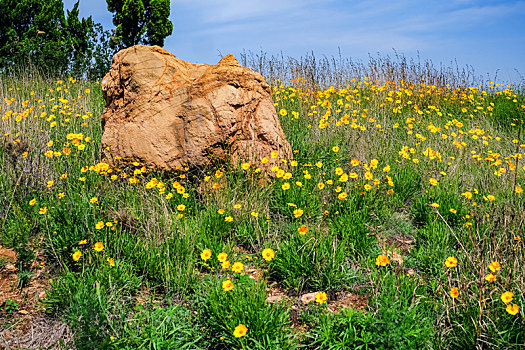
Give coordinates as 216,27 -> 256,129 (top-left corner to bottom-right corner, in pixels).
1,71 -> 524,349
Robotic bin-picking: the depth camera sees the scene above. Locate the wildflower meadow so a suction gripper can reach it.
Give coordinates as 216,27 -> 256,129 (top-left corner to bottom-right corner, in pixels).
1,56 -> 524,349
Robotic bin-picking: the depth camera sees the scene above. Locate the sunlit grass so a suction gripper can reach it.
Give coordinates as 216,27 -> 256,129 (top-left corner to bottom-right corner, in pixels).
1,65 -> 524,349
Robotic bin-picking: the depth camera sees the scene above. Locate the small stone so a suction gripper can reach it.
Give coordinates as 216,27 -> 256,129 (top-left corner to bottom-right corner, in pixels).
300,292 -> 317,305
266,295 -> 283,304
389,251 -> 404,265
5,263 -> 17,272
0,246 -> 17,261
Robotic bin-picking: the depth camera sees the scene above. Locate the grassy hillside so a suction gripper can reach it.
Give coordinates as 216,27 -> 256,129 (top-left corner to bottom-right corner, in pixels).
1,68 -> 524,349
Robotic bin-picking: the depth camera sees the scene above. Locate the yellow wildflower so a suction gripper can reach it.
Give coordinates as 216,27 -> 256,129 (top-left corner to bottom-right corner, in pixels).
315,291 -> 327,304
262,248 -> 275,261
72,251 -> 82,261
200,249 -> 212,261
233,324 -> 247,338
445,256 -> 458,268
93,242 -> 104,252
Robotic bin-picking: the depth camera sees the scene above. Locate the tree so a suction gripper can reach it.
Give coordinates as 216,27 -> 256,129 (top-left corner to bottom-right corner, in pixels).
63,2 -> 113,79
0,0 -> 68,75
0,0 -> 112,78
106,0 -> 173,51
86,23 -> 114,80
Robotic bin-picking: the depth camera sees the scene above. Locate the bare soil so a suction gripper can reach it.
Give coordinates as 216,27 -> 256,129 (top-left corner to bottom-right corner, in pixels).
0,246 -> 74,350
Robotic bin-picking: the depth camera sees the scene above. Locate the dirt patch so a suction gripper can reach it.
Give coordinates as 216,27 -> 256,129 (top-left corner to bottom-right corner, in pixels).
385,234 -> 415,253
0,257 -> 50,318
266,283 -> 290,304
0,247 -> 73,349
0,316 -> 75,350
327,291 -> 368,313
265,284 -> 369,314
236,245 -> 255,255
0,246 -> 17,262
264,282 -> 370,334
0,268 -> 49,311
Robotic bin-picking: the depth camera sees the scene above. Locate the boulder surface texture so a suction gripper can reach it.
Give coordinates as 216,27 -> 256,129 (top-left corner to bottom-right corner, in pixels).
101,45 -> 292,170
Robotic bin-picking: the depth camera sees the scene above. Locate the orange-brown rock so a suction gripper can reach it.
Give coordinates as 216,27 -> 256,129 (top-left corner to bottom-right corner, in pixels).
101,45 -> 292,170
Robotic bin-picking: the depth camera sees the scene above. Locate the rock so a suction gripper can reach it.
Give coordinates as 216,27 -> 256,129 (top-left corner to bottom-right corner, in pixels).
300,292 -> 317,305
388,250 -> 404,265
266,295 -> 283,304
0,246 -> 17,262
5,263 -> 17,272
101,45 -> 292,171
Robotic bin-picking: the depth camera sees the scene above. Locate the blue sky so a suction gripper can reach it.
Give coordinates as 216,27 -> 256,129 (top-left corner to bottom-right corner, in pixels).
64,0 -> 525,83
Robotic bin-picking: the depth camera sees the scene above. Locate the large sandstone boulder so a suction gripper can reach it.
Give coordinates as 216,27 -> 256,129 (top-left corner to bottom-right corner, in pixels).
100,45 -> 292,170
